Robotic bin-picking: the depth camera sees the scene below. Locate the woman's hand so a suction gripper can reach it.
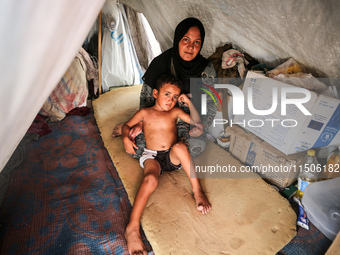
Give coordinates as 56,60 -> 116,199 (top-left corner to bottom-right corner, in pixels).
189,122 -> 204,137
128,121 -> 143,142
123,137 -> 138,154
112,121 -> 142,140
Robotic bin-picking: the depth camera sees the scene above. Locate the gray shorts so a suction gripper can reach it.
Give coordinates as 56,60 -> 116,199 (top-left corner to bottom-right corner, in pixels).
139,148 -> 181,174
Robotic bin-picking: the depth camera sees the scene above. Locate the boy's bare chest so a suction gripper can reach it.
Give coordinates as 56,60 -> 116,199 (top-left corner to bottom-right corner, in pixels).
143,111 -> 177,129
143,109 -> 179,150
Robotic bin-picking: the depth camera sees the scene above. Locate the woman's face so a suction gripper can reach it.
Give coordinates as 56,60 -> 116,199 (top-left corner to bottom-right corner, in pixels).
178,26 -> 202,61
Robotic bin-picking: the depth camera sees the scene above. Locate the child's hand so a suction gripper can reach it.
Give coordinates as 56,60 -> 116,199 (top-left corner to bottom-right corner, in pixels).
189,122 -> 204,137
178,94 -> 190,106
123,137 -> 138,154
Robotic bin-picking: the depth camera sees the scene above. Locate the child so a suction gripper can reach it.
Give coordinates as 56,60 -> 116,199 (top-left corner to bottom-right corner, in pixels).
122,74 -> 211,255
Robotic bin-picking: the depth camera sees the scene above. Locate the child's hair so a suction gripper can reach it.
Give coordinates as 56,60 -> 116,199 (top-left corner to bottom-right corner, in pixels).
155,74 -> 182,91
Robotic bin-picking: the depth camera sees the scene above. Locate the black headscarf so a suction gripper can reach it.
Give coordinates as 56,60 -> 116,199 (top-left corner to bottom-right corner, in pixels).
142,17 -> 209,94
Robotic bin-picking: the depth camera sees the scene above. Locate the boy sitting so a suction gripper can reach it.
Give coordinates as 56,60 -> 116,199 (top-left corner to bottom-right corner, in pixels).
122,74 -> 211,255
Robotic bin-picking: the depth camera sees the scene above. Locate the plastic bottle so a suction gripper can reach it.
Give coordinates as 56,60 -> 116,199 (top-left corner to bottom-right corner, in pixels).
295,149 -> 320,199
320,146 -> 340,180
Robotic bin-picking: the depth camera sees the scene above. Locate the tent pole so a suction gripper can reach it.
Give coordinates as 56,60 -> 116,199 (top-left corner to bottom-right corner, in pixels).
98,10 -> 102,95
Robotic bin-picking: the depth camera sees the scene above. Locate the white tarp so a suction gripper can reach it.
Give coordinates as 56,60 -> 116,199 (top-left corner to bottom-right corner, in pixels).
0,0 -> 105,171
101,2 -> 144,91
1,0 -> 340,171
121,0 -> 340,77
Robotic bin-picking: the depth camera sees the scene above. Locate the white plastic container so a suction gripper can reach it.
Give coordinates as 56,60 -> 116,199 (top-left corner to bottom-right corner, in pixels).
302,177 -> 340,241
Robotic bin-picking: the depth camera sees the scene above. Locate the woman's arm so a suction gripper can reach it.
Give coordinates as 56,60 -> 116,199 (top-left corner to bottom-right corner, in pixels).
112,83 -> 152,138
121,83 -> 154,140
122,110 -> 144,154
200,61 -> 218,131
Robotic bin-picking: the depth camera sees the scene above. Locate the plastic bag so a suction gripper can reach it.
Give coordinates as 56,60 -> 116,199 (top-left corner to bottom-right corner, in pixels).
267,58 -> 328,94
101,2 -> 143,92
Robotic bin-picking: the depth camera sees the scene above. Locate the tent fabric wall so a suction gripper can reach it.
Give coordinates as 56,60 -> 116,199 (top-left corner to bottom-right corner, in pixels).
0,0 -> 105,171
1,0 -> 340,171
125,5 -> 162,72
121,0 -> 340,78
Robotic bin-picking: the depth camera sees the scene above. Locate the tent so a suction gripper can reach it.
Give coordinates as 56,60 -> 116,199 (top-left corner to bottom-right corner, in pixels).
1,0 -> 340,173
1,1 -> 340,254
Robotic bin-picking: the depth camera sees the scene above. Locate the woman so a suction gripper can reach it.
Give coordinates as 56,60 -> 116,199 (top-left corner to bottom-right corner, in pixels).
113,17 -> 217,158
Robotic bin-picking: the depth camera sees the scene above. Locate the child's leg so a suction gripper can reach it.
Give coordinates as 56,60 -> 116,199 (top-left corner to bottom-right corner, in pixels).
169,141 -> 211,214
125,159 -> 161,255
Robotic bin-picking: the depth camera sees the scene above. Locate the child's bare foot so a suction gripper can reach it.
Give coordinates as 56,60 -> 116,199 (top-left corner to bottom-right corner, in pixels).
125,224 -> 148,255
194,189 -> 211,214
112,123 -> 123,138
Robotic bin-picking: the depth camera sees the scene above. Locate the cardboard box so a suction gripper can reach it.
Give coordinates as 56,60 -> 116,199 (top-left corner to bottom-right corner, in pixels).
227,125 -> 305,187
232,72 -> 340,155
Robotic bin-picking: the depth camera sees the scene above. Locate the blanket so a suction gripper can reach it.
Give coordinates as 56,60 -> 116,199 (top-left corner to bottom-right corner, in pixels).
0,111 -> 152,254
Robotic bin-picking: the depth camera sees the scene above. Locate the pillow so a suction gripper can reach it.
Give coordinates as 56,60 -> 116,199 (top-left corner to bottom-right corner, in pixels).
39,57 -> 88,122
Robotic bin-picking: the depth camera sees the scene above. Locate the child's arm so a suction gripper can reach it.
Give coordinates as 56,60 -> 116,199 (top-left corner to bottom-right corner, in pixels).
122,110 -> 144,154
177,94 -> 204,137
178,94 -> 201,123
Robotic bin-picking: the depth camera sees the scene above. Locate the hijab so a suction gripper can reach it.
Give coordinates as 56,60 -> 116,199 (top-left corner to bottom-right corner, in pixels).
142,17 -> 209,94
